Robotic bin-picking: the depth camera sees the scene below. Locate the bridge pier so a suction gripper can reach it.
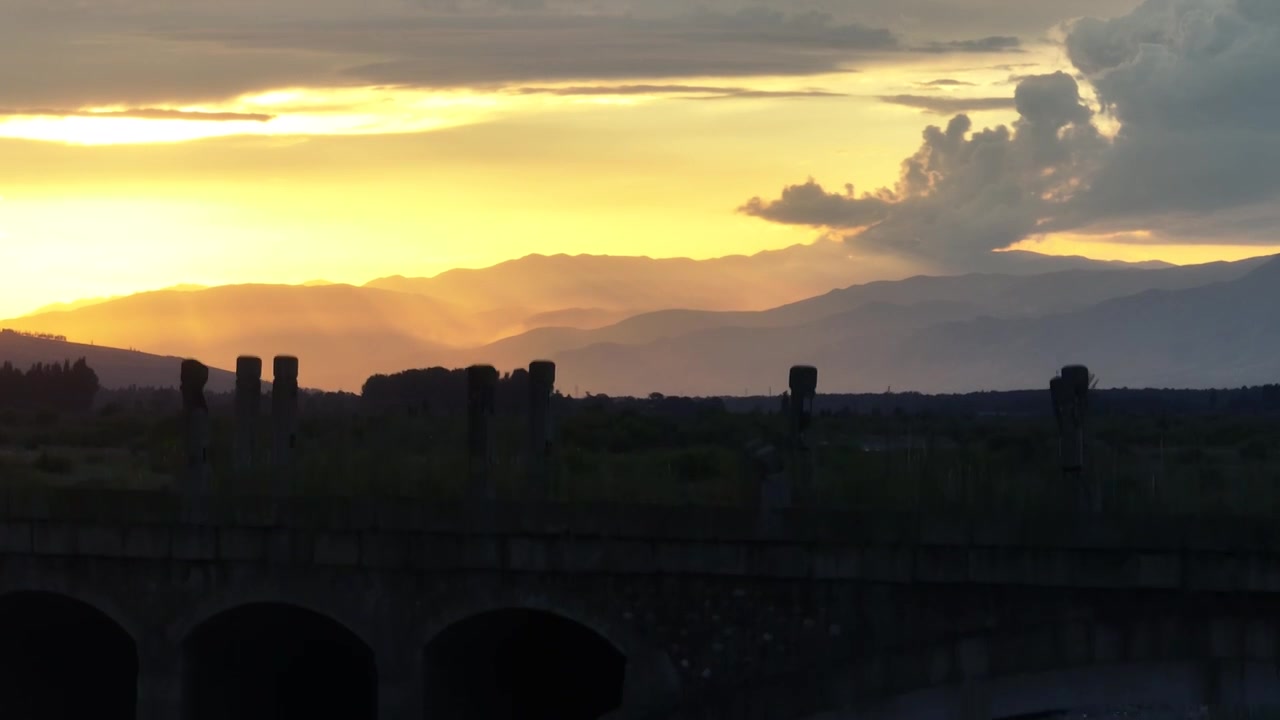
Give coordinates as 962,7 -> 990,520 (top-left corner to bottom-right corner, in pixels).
135,641 -> 182,720
377,644 -> 422,720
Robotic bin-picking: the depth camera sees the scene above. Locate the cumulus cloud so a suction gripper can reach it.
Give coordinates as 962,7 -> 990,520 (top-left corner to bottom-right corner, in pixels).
744,0 -> 1280,267
877,94 -> 1016,114
1054,0 -> 1280,230
743,71 -> 1103,265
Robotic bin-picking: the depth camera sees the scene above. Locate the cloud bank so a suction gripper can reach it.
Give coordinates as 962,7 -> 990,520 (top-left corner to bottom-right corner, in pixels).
742,0 -> 1280,267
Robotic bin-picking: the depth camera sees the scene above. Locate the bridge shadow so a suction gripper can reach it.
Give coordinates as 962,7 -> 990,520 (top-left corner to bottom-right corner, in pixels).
423,608 -> 627,720
0,590 -> 138,720
181,602 -> 377,720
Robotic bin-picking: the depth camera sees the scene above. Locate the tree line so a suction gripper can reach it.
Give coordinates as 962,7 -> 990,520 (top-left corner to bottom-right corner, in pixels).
1,329 -> 68,343
0,358 -> 100,411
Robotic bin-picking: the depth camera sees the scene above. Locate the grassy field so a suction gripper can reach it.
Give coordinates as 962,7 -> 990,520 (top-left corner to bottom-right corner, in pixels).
1,400 -> 1278,514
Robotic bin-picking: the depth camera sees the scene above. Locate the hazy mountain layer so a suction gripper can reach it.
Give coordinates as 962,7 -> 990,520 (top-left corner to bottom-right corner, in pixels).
0,250 -> 1250,394
543,256 -> 1280,396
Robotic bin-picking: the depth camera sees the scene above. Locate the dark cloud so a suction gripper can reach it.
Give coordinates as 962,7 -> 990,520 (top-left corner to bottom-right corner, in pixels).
878,94 -> 1017,114
688,89 -> 849,100
742,71 -> 1105,265
915,36 -> 1023,53
0,108 -> 273,122
918,79 -> 976,86
743,0 -> 1280,266
511,84 -> 846,99
0,0 -> 1091,110
740,180 -> 891,227
1055,0 -> 1280,230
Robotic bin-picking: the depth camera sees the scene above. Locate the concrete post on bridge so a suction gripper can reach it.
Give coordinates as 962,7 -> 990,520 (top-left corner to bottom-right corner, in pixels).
528,360 -> 557,501
788,365 -> 818,506
234,355 -> 262,478
271,355 -> 299,494
179,359 -> 211,497
1051,364 -> 1092,512
468,364 -> 499,502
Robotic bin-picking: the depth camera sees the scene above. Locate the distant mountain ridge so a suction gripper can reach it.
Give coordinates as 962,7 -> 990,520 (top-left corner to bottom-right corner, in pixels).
3,246 -> 1258,394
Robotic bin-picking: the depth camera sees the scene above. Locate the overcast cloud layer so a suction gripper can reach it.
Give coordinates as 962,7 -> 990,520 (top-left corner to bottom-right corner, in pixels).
742,0 -> 1280,267
0,0 -> 1134,109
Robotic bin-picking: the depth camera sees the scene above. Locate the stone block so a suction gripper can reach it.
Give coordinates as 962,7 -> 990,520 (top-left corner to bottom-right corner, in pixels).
507,537 -> 549,573
172,527 -> 217,560
123,527 -> 171,559
1093,622 -> 1123,663
558,538 -> 604,573
230,500 -> 278,528
1060,621 -> 1093,666
814,547 -> 859,579
33,522 -> 76,555
314,532 -> 360,566
218,528 -> 266,561
415,535 -> 459,570
0,522 -> 32,553
457,538 -> 500,570
657,542 -> 747,576
76,524 -> 125,557
860,548 -> 912,582
1134,552 -> 1180,588
360,533 -> 408,569
919,516 -> 970,546
265,528 -> 310,564
1246,619 -> 1277,661
956,637 -> 989,680
597,540 -> 655,573
748,544 -> 808,578
1209,616 -> 1241,659
913,546 -> 968,583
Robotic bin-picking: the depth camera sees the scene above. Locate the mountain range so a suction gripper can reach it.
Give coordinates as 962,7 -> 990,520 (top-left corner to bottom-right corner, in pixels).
2,245 -> 1272,395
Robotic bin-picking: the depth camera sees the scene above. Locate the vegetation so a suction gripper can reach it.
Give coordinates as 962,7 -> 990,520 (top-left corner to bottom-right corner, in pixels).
0,358 -> 100,412
3,362 -> 1280,514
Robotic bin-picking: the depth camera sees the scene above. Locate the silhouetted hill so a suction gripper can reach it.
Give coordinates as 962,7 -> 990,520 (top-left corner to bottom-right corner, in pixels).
365,244 -> 1169,324
892,255 -> 1280,391
0,332 -> 238,392
463,256 -> 1271,373
1,285 -> 464,391
536,256 -> 1280,396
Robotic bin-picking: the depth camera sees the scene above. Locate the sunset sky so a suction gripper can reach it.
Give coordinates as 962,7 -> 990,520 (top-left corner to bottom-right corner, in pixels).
2,0 -> 1279,320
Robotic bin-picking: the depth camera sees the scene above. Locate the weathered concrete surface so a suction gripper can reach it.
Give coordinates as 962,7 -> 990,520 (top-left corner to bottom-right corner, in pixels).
5,488 -> 1280,719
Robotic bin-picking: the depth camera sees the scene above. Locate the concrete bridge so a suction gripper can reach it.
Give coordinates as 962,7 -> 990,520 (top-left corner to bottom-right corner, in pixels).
6,487 -> 1280,720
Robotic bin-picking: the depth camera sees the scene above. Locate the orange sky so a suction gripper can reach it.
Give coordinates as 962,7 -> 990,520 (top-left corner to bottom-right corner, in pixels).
2,1 -> 1279,320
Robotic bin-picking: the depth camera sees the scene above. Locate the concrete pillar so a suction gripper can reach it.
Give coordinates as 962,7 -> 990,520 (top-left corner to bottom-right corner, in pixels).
271,355 -> 299,494
467,364 -> 498,501
527,360 -> 556,500
1051,364 -> 1091,511
136,641 -> 183,720
788,365 -> 818,505
179,359 -> 210,495
234,355 -> 262,477
465,363 -> 494,499
377,644 -> 422,720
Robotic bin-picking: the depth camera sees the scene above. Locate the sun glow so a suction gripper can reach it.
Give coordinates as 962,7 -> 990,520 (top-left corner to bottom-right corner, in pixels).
0,86 -> 549,146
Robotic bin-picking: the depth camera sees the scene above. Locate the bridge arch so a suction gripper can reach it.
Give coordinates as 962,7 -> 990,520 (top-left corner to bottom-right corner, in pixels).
418,593 -> 681,720
0,590 -> 139,720
179,601 -> 378,720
